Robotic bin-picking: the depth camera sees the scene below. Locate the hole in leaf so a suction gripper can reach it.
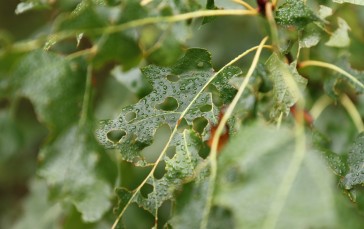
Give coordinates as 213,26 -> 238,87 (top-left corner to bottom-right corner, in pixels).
193,117 -> 208,134
140,183 -> 154,198
107,129 -> 126,143
155,97 -> 178,111
177,118 -> 189,132
167,74 -> 179,82
125,111 -> 137,122
199,142 -> 210,159
158,200 -> 172,227
153,160 -> 166,179
166,146 -> 176,159
199,104 -> 212,112
141,124 -> 171,163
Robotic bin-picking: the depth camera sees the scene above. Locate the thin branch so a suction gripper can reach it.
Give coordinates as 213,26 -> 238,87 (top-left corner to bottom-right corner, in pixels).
309,95 -> 332,120
200,36 -> 269,229
300,60 -> 364,91
340,94 -> 364,133
233,0 -> 256,11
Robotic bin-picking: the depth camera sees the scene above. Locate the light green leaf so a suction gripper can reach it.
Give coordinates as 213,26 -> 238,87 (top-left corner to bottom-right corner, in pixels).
342,132 -> 364,190
13,51 -> 84,132
333,0 -> 364,6
38,125 -> 112,222
318,5 -> 333,22
325,18 -> 351,47
266,53 -> 307,118
299,24 -> 321,48
15,0 -> 50,15
215,122 -> 339,228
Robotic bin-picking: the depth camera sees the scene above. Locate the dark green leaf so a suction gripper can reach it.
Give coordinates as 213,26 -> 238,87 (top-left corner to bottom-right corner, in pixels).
266,53 -> 307,118
13,51 -> 84,132
275,0 -> 320,29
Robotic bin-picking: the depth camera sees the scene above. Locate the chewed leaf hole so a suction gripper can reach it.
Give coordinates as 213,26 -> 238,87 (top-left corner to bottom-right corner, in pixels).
125,112 -> 137,122
156,97 -> 178,111
167,74 -> 179,82
199,104 -> 212,112
193,117 -> 208,134
177,118 -> 189,132
107,129 -> 126,143
166,146 -> 176,159
140,183 -> 154,198
153,160 -> 166,179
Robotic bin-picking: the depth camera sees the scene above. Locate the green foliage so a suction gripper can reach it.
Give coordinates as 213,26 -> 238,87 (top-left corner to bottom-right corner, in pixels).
1,0 -> 364,228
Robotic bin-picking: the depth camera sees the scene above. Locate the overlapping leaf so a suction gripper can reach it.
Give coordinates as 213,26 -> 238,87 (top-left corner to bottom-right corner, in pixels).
333,0 -> 364,6
265,53 -> 307,118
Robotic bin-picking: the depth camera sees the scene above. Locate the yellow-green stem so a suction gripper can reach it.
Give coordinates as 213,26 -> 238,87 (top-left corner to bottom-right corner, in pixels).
200,36 -> 269,229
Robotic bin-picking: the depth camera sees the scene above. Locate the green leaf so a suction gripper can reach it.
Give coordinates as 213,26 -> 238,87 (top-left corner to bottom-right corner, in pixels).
333,0 -> 364,6
342,132 -> 364,190
96,48 -> 232,165
12,51 -> 84,132
275,0 -> 320,29
214,122 -> 340,228
15,0 -> 50,15
265,53 -> 307,118
114,130 -> 205,220
38,125 -> 113,222
325,18 -> 351,48
299,24 -> 321,48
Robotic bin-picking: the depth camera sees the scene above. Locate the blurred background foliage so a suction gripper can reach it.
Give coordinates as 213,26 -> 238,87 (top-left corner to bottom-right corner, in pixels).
1,0 -> 364,228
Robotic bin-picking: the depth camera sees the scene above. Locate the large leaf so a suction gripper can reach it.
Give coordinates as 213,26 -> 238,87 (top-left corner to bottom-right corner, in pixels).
214,122 -> 340,228
265,53 -> 307,118
96,48 -> 240,165
38,125 -> 113,222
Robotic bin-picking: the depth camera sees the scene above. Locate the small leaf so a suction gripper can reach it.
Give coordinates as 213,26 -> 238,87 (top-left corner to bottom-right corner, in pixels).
38,125 -> 113,222
275,0 -> 320,29
15,0 -> 50,15
325,18 -> 351,47
333,0 -> 364,6
299,24 -> 321,48
266,53 -> 307,118
318,5 -> 333,22
341,132 -> 364,190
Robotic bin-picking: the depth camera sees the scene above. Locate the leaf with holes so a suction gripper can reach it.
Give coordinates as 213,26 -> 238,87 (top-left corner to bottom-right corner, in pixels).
96,48 -> 241,165
265,53 -> 307,119
114,130 -> 206,224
